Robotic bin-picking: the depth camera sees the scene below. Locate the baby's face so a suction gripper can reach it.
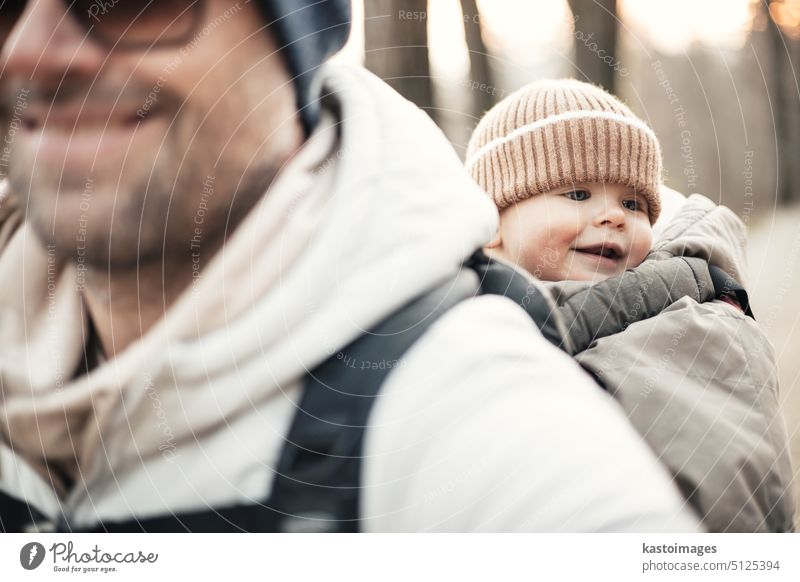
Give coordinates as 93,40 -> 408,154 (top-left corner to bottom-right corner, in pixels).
491,182 -> 653,282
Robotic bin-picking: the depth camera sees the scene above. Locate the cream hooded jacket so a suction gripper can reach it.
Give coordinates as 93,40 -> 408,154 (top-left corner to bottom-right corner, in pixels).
0,65 -> 698,532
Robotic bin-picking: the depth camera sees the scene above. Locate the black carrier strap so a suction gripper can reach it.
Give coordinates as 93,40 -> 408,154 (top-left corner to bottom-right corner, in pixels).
467,251 -> 565,348
708,264 -> 755,319
0,490 -> 49,533
267,268 -> 481,532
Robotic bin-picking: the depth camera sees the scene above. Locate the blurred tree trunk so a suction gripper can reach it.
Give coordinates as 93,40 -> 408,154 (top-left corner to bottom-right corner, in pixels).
767,1 -> 800,204
461,0 -> 495,118
567,0 -> 618,92
364,0 -> 435,121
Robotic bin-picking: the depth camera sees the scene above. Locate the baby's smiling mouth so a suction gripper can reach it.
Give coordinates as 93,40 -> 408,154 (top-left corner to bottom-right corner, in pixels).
572,243 -> 626,267
575,243 -> 623,258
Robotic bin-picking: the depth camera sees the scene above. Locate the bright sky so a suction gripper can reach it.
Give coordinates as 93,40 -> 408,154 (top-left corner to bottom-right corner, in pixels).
619,0 -> 759,54
338,0 -> 767,69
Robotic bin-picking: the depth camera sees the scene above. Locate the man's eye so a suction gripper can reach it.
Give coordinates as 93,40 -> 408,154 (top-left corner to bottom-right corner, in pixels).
564,190 -> 590,201
623,199 -> 644,212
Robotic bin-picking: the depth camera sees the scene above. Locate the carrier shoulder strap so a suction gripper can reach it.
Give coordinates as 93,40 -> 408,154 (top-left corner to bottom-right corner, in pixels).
467,250 -> 566,348
248,267 -> 482,532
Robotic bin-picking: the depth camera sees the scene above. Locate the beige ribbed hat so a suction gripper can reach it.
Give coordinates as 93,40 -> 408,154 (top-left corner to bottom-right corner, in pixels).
465,79 -> 662,224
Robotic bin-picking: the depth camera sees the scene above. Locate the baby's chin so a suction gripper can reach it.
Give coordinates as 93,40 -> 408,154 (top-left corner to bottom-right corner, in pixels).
561,266 -> 622,283
561,251 -> 632,282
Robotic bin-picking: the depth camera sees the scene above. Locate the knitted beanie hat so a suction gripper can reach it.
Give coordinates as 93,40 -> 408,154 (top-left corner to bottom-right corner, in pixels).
259,0 -> 352,134
465,79 -> 662,224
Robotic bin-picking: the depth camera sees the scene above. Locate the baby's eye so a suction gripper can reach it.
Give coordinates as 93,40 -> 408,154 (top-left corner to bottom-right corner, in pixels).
564,190 -> 590,201
622,199 -> 645,212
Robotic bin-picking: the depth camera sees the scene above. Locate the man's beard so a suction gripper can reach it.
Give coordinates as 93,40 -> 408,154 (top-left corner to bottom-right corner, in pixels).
11,138 -> 180,270
12,147 -> 277,272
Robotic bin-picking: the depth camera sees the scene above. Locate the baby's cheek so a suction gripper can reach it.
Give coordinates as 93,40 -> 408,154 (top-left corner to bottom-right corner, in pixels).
629,229 -> 654,266
521,243 -> 566,280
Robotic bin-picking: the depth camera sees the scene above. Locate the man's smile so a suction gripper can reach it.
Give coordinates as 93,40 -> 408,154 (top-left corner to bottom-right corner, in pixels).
20,102 -> 163,166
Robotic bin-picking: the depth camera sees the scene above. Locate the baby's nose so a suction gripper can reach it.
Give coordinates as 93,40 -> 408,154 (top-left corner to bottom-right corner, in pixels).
595,204 -> 626,228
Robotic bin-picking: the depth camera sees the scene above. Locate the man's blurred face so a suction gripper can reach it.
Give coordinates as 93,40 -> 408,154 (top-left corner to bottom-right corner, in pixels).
0,0 -> 300,268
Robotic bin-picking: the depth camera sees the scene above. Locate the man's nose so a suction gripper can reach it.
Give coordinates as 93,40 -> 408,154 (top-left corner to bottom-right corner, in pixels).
1,0 -> 106,84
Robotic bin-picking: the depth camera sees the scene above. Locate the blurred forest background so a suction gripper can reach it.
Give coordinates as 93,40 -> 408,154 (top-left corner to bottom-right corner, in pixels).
339,0 -> 800,527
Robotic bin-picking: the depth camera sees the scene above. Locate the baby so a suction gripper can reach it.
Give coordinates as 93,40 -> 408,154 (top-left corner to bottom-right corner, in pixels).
465,78 -> 661,283
464,79 -> 795,532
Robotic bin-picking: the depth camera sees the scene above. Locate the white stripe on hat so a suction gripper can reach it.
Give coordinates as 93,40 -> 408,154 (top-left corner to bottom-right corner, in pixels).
465,109 -> 658,169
